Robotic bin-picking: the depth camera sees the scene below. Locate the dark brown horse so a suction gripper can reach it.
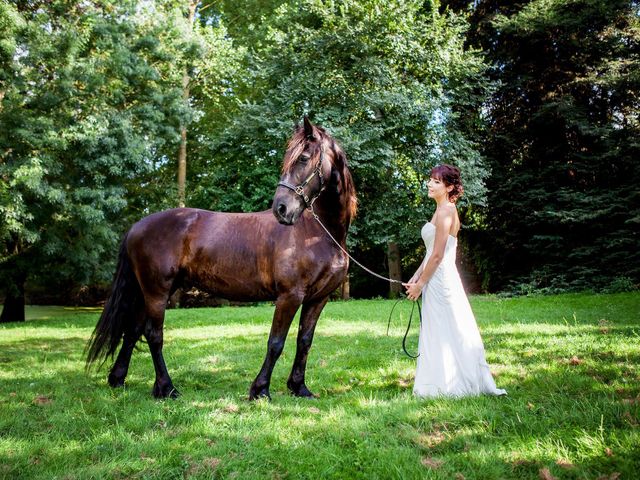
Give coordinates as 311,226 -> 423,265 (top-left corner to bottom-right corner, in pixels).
86,118 -> 357,400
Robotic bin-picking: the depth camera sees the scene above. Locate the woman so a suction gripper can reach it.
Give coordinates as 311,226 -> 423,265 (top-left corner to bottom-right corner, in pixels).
404,164 -> 506,398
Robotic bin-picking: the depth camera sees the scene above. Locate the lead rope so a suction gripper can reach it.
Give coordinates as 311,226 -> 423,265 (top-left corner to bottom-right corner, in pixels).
310,205 -> 420,357
309,205 -> 403,285
386,297 -> 421,358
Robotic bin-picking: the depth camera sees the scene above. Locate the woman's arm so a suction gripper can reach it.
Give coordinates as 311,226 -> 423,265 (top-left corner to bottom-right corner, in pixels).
408,256 -> 427,283
404,211 -> 453,301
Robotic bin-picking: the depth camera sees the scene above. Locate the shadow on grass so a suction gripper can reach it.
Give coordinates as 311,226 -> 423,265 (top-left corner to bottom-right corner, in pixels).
1,297 -> 639,479
0,316 -> 98,330
0,304 -> 279,331
2,381 -> 636,480
2,322 -> 638,399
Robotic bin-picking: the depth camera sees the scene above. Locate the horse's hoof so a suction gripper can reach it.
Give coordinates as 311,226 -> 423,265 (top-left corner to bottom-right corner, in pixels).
108,374 -> 125,388
287,381 -> 316,398
248,391 -> 271,401
249,385 -> 271,401
152,382 -> 180,399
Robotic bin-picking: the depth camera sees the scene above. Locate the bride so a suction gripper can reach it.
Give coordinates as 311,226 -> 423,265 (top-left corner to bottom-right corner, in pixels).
404,164 -> 506,398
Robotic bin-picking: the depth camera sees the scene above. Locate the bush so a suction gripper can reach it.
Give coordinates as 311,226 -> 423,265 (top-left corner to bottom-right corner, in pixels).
603,276 -> 637,294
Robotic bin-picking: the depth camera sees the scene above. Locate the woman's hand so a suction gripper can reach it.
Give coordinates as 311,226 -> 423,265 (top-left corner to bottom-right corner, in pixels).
403,281 -> 424,301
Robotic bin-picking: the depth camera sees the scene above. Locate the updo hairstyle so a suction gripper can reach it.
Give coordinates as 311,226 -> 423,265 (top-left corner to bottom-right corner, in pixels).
431,164 -> 464,203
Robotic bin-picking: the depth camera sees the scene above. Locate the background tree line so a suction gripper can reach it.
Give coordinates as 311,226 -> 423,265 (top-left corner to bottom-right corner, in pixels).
1,0 -> 638,322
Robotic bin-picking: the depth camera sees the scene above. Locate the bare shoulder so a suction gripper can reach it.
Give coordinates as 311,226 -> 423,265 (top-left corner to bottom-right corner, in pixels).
436,204 -> 457,221
434,205 -> 460,237
445,204 -> 457,215
450,205 -> 461,224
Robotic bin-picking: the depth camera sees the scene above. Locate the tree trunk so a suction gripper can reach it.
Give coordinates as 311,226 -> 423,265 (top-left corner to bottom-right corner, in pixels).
177,0 -> 198,208
388,241 -> 402,298
177,123 -> 187,208
0,277 -> 26,323
341,276 -> 350,300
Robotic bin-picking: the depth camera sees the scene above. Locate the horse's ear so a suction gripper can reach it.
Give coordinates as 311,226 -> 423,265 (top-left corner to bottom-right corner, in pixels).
303,116 -> 315,140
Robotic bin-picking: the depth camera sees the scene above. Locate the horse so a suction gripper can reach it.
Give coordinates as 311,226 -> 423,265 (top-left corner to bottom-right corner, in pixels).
85,117 -> 357,400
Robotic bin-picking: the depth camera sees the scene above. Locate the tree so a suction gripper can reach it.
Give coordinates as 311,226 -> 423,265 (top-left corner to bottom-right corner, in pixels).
173,0 -> 244,208
188,0 -> 491,296
0,1 -> 187,322
444,0 -> 640,292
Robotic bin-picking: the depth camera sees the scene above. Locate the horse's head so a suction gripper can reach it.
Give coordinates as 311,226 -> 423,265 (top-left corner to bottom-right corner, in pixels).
273,117 -> 356,225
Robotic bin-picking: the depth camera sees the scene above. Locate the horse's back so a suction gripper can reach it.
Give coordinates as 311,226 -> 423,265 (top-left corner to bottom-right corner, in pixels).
127,207 -> 275,254
126,208 -> 280,300
125,207 -> 346,302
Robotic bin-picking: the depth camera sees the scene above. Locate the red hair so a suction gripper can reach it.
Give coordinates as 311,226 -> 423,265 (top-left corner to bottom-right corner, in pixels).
431,164 -> 464,202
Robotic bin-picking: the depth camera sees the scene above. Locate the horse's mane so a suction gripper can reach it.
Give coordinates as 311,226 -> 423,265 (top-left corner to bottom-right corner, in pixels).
282,125 -> 358,220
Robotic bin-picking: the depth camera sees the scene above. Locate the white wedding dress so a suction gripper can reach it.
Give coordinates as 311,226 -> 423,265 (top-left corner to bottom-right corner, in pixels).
413,222 -> 506,398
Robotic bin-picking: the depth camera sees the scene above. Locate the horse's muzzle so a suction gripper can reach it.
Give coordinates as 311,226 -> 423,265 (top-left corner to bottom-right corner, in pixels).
272,192 -> 304,225
274,203 -> 292,225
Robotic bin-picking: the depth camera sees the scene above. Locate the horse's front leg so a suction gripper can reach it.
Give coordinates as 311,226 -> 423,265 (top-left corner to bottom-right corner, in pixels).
249,293 -> 302,400
287,296 -> 329,398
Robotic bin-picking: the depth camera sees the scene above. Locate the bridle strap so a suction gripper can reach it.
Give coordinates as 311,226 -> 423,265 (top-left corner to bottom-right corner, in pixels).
277,144 -> 419,359
277,146 -> 326,208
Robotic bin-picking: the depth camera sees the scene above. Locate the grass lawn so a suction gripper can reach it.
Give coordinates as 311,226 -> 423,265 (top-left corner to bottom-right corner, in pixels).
0,292 -> 639,479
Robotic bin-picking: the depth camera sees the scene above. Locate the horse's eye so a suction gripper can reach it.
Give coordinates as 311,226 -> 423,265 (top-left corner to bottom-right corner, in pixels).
299,155 -> 310,163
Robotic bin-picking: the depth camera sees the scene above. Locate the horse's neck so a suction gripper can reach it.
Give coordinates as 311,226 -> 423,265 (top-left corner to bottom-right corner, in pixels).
313,193 -> 349,244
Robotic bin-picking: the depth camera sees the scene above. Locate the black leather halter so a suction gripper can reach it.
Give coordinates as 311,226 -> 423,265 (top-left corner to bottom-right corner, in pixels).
277,146 -> 326,208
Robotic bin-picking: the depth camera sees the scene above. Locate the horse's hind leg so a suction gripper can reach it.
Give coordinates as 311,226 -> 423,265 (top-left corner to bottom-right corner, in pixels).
249,293 -> 302,400
287,296 -> 329,398
108,306 -> 145,388
144,296 -> 179,399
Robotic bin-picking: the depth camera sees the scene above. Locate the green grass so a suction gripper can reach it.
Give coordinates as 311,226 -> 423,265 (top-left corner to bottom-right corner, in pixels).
1,292 -> 639,479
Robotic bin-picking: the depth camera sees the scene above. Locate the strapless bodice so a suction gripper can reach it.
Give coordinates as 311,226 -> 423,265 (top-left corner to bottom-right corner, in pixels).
421,222 -> 457,263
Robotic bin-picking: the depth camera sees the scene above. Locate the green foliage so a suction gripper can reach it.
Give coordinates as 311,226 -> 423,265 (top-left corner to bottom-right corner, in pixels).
123,1 -> 243,214
190,0 -> 491,287
4,0 -> 635,302
601,276 -> 636,294
449,0 -> 640,292
1,293 -> 639,478
0,1 -> 187,301
0,2 -> 23,90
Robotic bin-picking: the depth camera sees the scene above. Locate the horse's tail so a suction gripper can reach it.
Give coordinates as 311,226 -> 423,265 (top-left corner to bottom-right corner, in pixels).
85,234 -> 142,368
